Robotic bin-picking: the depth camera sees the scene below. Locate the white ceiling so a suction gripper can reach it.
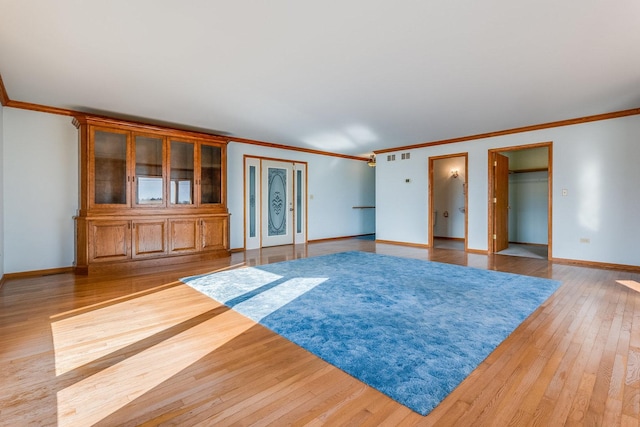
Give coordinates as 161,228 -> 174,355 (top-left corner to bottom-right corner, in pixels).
1,1 -> 639,157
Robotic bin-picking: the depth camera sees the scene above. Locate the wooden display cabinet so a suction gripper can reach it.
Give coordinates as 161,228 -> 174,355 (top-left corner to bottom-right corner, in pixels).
74,115 -> 230,274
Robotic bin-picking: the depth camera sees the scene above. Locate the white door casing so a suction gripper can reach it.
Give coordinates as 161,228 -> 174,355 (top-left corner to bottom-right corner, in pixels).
244,157 -> 306,249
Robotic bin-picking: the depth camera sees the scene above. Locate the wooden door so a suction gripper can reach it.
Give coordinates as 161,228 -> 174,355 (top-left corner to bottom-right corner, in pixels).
493,153 -> 509,252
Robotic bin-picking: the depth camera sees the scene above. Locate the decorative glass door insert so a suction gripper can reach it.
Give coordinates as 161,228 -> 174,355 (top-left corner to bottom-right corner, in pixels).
268,167 -> 287,236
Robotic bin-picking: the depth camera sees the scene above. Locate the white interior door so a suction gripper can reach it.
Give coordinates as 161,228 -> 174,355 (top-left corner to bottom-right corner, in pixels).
261,160 -> 294,247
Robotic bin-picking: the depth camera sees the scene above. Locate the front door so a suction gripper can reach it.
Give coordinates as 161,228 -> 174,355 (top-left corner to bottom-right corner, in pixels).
260,159 -> 306,247
245,159 -> 305,248
262,160 -> 293,247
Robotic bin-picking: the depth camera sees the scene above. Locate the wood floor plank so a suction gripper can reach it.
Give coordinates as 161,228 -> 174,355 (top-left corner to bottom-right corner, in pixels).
1,239 -> 640,426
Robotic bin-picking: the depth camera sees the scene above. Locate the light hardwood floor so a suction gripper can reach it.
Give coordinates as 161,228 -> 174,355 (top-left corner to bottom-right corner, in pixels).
1,239 -> 639,426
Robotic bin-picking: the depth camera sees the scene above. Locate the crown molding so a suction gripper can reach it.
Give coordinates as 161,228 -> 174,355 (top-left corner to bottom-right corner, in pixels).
374,107 -> 640,154
5,99 -> 76,116
228,136 -> 369,161
0,72 -> 368,161
73,114 -> 228,144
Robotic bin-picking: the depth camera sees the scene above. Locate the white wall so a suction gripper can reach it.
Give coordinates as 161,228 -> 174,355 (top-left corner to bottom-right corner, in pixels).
0,104 -> 4,278
227,142 -> 375,250
377,114 -> 640,267
3,108 -> 78,274
0,109 -> 376,273
5,107 -> 636,270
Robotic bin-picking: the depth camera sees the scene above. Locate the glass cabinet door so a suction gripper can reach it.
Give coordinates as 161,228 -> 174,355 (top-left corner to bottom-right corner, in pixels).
170,140 -> 194,205
93,130 -> 128,205
200,144 -> 222,204
134,135 -> 165,206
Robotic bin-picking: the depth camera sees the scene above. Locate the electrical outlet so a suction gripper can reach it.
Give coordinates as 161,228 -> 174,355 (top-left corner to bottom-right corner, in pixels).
562,189 -> 568,196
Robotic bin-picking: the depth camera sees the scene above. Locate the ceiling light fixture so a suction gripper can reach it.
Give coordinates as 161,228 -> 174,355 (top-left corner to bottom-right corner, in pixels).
368,155 -> 376,167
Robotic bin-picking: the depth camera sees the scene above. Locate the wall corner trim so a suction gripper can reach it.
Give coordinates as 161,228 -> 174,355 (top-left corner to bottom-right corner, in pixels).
0,73 -> 10,106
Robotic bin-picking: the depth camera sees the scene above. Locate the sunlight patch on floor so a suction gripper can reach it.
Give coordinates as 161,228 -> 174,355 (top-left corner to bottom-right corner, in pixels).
51,285 -> 216,376
55,307 -> 255,427
616,280 -> 640,293
233,277 -> 327,322
183,267 -> 327,322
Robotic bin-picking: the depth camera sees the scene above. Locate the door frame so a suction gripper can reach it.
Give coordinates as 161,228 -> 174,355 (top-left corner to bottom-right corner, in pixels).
428,152 -> 468,251
243,155 -> 308,249
487,141 -> 553,258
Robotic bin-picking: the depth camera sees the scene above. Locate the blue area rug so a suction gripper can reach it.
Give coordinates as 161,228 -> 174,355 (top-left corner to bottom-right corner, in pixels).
181,251 -> 561,415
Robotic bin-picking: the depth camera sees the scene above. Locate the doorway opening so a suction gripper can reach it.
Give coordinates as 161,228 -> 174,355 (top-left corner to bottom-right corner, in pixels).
429,153 -> 468,251
488,142 -> 552,259
244,156 -> 307,250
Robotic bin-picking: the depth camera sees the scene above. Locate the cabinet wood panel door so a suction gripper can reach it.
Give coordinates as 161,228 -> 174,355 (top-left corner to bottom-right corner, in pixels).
201,217 -> 228,252
169,219 -> 199,253
199,144 -> 223,206
133,220 -> 167,258
133,134 -> 166,208
89,220 -> 131,262
169,140 -> 195,206
90,128 -> 130,209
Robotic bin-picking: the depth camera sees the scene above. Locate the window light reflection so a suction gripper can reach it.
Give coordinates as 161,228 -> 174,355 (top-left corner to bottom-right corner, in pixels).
578,161 -> 601,232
